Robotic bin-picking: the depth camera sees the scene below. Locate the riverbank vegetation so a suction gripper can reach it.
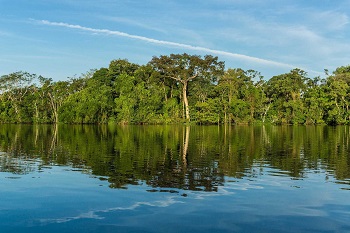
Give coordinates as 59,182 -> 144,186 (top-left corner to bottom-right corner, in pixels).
1,53 -> 350,125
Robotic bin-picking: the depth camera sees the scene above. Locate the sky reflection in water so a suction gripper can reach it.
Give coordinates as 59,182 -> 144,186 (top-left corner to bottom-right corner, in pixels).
0,125 -> 349,233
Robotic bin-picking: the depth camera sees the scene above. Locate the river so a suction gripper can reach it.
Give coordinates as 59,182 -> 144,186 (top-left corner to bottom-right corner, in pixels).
0,125 -> 349,232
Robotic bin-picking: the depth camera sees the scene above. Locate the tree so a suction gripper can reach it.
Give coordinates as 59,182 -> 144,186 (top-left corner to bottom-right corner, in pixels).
58,68 -> 116,123
325,77 -> 349,124
149,53 -> 224,121
46,81 -> 71,123
303,77 -> 328,124
266,69 -> 307,124
0,71 -> 36,122
244,70 -> 265,123
108,59 -> 140,79
215,68 -> 265,124
216,68 -> 244,123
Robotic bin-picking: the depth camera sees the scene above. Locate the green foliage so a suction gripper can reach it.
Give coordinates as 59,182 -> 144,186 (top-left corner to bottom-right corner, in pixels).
265,69 -> 308,124
1,58 -> 350,125
149,53 -> 225,121
194,98 -> 221,124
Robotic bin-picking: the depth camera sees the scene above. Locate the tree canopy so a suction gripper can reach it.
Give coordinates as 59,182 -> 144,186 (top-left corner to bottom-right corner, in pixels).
0,53 -> 350,125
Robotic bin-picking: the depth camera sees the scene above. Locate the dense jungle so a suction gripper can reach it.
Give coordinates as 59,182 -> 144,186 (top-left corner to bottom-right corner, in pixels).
1,53 -> 350,125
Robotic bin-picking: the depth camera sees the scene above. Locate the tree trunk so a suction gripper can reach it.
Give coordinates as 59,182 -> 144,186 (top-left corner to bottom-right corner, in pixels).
34,102 -> 39,123
224,107 -> 227,124
182,81 -> 190,121
162,81 -> 167,101
262,103 -> 271,123
8,95 -> 21,122
48,92 -> 59,123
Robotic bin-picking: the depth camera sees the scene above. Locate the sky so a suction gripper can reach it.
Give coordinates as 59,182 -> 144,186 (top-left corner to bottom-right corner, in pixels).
1,0 -> 350,81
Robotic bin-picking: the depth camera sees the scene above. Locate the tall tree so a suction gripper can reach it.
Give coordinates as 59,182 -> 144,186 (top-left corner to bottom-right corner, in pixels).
266,69 -> 307,124
0,71 -> 36,122
108,59 -> 140,82
149,53 -> 224,121
303,77 -> 328,124
216,68 -> 245,123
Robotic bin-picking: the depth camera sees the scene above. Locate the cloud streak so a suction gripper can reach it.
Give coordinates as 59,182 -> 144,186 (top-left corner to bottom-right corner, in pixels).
101,16 -> 167,33
37,19 -> 296,69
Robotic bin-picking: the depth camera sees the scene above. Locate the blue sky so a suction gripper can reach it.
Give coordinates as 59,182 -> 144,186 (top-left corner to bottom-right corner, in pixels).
1,0 -> 349,81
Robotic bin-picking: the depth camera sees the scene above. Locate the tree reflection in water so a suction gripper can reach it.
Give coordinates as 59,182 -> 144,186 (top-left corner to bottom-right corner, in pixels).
0,124 -> 349,190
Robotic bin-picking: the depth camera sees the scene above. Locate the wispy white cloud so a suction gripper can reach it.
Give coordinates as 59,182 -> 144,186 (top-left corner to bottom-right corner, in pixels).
101,16 -> 167,34
311,11 -> 349,31
213,7 -> 349,75
36,19 -> 297,69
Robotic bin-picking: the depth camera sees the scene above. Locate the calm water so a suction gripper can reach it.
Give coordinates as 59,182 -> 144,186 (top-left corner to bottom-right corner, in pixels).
0,125 -> 349,233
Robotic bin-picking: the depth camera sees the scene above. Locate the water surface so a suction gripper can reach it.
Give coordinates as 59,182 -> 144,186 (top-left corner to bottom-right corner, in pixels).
0,125 -> 349,232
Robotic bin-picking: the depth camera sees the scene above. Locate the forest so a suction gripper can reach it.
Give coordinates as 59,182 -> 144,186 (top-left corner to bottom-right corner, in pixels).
1,53 -> 350,125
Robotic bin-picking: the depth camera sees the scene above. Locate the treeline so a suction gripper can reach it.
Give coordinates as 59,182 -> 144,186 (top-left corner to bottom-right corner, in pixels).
1,53 -> 350,125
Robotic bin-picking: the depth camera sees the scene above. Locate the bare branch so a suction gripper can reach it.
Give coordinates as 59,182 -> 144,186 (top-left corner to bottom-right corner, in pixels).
187,74 -> 198,81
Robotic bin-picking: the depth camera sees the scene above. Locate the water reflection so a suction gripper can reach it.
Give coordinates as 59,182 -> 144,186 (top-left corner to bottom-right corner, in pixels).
0,125 -> 349,190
